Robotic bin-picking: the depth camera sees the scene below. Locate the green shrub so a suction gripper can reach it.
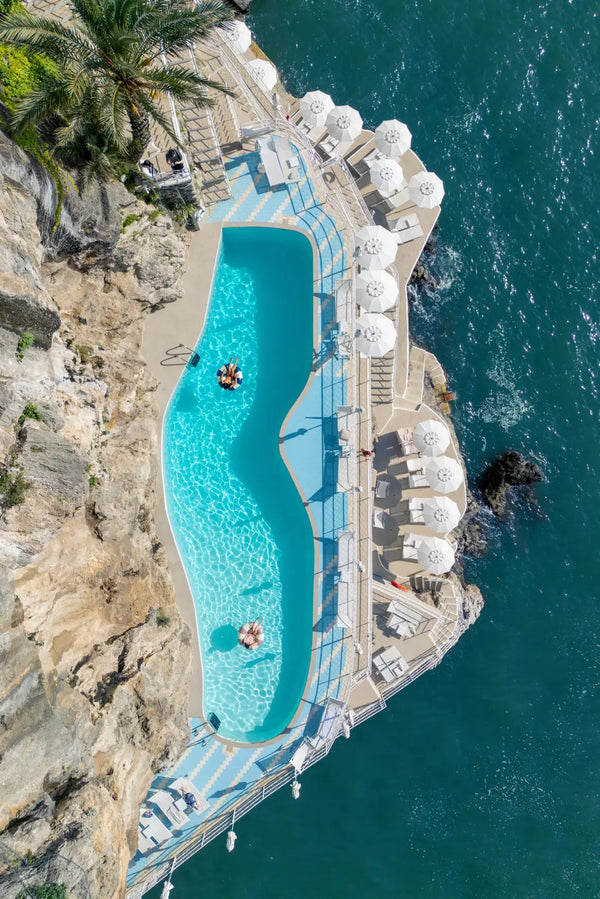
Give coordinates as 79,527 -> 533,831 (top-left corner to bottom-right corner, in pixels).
155,607 -> 171,627
18,402 -> 42,426
0,44 -> 57,110
16,885 -> 68,899
147,209 -> 161,222
0,468 -> 30,506
16,330 -> 34,362
122,212 -> 142,231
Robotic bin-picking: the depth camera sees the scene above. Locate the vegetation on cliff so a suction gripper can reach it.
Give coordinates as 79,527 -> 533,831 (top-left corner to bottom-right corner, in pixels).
0,0 -> 234,181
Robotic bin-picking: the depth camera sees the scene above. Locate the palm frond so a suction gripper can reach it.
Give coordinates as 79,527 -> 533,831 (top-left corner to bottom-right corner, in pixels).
0,10 -> 97,65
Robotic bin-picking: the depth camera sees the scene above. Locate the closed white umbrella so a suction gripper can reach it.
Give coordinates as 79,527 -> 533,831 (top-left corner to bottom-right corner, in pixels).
355,313 -> 397,358
226,19 -> 252,52
374,119 -> 412,158
247,59 -> 277,91
416,536 -> 455,575
355,225 -> 397,270
369,156 -> 407,198
326,105 -> 363,143
413,418 -> 451,456
299,90 -> 334,128
356,269 -> 398,313
424,455 -> 464,494
420,496 -> 461,534
408,170 -> 445,208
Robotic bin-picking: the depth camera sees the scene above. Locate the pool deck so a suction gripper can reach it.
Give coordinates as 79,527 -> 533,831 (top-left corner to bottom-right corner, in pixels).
128,29 -> 471,899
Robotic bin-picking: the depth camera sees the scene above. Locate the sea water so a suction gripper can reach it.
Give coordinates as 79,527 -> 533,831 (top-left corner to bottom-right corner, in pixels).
155,1 -> 600,895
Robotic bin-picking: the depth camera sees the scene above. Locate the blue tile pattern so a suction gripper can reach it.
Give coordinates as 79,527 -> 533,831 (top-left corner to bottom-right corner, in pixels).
128,145 -> 352,889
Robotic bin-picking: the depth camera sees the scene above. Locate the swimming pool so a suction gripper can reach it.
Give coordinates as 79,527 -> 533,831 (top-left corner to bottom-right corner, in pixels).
163,226 -> 315,743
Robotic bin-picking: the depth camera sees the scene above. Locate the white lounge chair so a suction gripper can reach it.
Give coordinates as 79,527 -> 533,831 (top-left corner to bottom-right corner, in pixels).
402,534 -> 418,561
171,777 -> 209,814
408,472 -> 429,489
375,477 -> 392,499
307,697 -> 345,751
397,427 -> 418,456
337,530 -> 354,581
406,458 -> 424,474
335,579 -> 354,629
137,829 -> 155,855
139,808 -> 171,846
372,645 -> 408,683
408,497 -> 426,525
149,790 -> 188,830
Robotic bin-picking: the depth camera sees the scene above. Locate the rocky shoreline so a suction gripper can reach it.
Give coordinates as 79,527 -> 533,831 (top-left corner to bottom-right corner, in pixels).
0,135 -> 192,897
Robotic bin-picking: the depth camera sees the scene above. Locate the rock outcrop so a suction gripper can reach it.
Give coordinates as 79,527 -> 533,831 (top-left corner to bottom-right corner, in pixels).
480,451 -> 543,518
0,134 -> 192,898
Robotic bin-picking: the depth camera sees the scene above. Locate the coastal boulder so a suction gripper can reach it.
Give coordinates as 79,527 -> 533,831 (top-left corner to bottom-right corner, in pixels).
480,451 -> 543,518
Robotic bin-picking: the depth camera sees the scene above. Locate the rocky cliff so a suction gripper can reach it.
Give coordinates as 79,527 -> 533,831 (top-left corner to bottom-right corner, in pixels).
0,134 -> 191,897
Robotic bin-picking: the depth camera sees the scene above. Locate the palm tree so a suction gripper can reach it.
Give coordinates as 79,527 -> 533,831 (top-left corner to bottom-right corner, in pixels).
0,0 -> 235,163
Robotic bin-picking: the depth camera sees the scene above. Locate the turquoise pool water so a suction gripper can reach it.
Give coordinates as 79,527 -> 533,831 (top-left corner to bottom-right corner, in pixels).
163,226 -> 315,743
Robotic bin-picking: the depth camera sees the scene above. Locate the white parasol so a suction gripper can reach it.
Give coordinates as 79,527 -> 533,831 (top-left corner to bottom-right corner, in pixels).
420,496 -> 462,534
424,455 -> 464,494
247,59 -> 277,91
354,225 -> 397,270
226,19 -> 252,53
355,269 -> 399,313
374,119 -> 412,158
369,156 -> 407,198
299,90 -> 334,128
408,170 -> 445,208
355,313 -> 397,358
413,418 -> 451,456
416,536 -> 455,574
325,104 -> 363,142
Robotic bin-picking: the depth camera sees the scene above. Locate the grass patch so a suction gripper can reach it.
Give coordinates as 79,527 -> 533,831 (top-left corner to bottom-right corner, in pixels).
16,331 -> 34,362
122,212 -> 143,231
0,468 -> 30,507
18,402 -> 42,426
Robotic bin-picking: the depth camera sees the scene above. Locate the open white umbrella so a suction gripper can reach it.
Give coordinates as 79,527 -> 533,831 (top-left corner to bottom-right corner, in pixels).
413,418 -> 451,456
226,19 -> 252,52
369,157 -> 407,198
356,269 -> 399,313
326,105 -> 363,143
247,59 -> 277,91
355,225 -> 397,270
408,170 -> 445,208
420,496 -> 461,534
416,536 -> 455,574
424,455 -> 464,494
374,119 -> 412,158
299,90 -> 334,128
355,313 -> 397,358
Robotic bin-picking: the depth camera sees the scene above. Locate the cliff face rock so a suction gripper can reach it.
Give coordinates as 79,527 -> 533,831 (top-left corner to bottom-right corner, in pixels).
0,138 -> 192,897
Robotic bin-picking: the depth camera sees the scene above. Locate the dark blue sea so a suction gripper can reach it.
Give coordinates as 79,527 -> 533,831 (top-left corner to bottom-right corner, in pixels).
154,2 -> 600,895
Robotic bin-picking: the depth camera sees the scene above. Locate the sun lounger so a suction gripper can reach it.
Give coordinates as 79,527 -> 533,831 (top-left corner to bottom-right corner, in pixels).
307,697 -> 345,750
408,472 -> 429,488
408,497 -> 425,525
375,477 -> 393,499
397,427 -> 418,456
396,224 -> 424,245
170,777 -> 209,814
137,829 -> 156,855
376,187 -> 410,213
372,645 -> 408,683
406,458 -> 424,474
335,579 -> 354,629
336,320 -> 353,357
337,530 -> 354,580
139,808 -> 172,846
149,789 -> 188,830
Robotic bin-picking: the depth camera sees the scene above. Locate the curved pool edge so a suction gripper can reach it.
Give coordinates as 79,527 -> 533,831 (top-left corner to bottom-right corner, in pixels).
156,221 -> 324,749
141,223 -> 224,721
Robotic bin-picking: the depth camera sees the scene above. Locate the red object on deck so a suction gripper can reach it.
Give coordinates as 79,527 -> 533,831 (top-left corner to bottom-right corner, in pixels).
391,581 -> 409,591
